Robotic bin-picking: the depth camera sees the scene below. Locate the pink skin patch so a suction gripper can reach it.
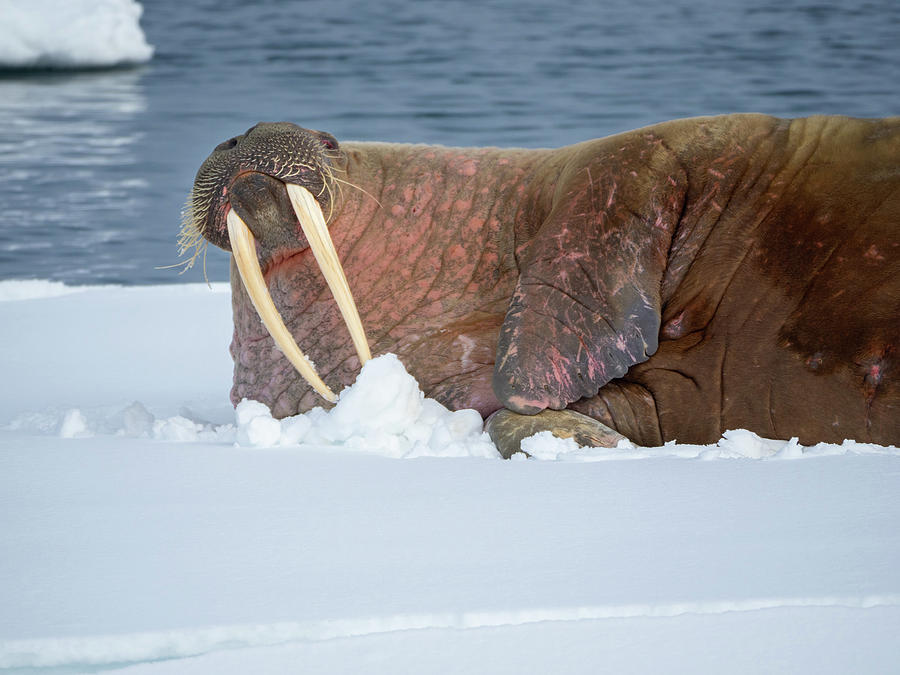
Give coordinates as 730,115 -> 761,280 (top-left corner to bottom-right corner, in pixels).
868,364 -> 883,386
227,143 -> 544,418
864,244 -> 885,262
458,160 -> 478,176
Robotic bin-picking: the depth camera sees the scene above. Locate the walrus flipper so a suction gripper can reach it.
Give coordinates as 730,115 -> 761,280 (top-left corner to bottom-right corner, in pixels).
493,138 -> 686,414
484,408 -> 626,459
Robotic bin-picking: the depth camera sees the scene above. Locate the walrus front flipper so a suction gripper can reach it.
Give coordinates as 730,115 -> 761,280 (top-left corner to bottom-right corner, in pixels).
493,137 -> 687,414
485,408 -> 627,459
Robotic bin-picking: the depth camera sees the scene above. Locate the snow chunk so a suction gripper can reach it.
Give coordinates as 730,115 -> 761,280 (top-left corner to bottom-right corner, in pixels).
0,0 -> 153,70
58,409 -> 91,438
152,416 -> 203,443
521,431 -> 583,460
235,400 -> 282,448
715,428 -> 790,459
234,354 -> 501,459
116,401 -> 155,437
279,414 -> 312,446
235,400 -> 274,428
330,353 -> 424,438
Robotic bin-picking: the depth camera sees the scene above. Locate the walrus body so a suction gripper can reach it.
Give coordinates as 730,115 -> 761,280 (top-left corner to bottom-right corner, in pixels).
190,114 -> 899,451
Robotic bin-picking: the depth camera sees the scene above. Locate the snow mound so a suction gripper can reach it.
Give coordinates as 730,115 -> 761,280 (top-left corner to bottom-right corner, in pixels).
0,0 -> 153,69
236,354 -> 500,459
5,354 -> 498,459
519,428 -> 900,462
8,400 -> 235,443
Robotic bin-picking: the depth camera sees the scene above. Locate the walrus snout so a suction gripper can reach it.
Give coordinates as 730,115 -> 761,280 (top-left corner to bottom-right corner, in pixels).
183,122 -> 370,404
226,172 -> 310,263
186,122 -> 342,255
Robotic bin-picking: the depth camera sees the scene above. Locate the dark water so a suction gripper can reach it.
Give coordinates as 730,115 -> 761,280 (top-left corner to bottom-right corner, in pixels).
1,0 -> 898,285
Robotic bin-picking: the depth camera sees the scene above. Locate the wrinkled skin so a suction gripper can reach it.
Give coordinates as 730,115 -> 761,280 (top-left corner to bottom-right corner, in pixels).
190,115 -> 900,449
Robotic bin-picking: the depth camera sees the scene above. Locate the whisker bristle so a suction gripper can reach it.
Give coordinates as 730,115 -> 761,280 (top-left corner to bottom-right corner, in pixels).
158,192 -> 211,284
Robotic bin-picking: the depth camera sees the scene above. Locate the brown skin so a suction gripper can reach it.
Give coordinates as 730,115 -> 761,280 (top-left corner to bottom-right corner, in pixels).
190,114 -> 900,449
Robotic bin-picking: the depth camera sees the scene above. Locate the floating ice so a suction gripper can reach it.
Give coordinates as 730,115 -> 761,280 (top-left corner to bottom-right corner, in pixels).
0,0 -> 153,69
0,280 -> 111,302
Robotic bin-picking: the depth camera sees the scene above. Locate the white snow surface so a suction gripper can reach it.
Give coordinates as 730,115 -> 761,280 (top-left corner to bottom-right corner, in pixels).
233,354 -> 498,459
0,0 -> 153,69
1,281 -> 898,674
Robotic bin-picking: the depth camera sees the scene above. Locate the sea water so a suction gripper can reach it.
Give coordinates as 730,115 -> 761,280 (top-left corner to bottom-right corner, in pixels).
0,0 -> 898,285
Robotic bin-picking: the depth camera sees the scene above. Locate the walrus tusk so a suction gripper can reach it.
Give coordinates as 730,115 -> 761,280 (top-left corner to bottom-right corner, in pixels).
286,182 -> 372,367
226,208 -> 338,403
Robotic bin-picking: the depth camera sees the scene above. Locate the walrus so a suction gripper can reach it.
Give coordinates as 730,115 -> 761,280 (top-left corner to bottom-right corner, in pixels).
184,114 -> 899,457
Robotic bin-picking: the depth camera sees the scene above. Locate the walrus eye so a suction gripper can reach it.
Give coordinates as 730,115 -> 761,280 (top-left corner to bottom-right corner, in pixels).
215,137 -> 239,152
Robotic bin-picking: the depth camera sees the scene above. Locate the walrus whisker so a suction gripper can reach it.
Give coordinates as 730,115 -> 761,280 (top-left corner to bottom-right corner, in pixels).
328,167 -> 349,217
315,174 -> 336,223
286,183 -> 372,368
323,168 -> 340,223
329,175 -> 382,209
159,195 -> 211,285
156,246 -> 210,287
226,208 -> 338,403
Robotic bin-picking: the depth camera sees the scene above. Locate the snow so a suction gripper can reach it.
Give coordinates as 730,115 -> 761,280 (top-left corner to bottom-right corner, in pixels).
0,0 -> 153,70
233,355 -> 498,458
1,281 -> 898,674
520,427 -> 899,462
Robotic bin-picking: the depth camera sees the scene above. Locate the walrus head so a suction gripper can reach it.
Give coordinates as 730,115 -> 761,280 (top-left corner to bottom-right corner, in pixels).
183,122 -> 371,403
